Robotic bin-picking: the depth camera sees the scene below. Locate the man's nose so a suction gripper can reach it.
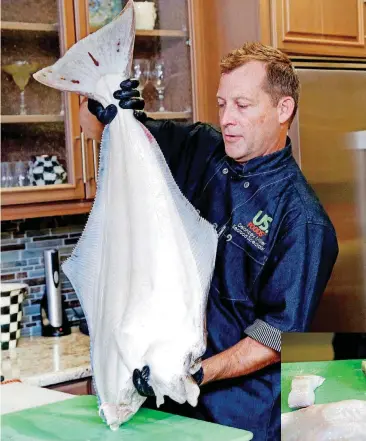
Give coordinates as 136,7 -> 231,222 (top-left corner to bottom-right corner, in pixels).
220,106 -> 237,127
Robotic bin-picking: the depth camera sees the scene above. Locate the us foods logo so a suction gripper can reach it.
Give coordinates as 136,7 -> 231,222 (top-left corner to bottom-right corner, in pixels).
247,210 -> 273,237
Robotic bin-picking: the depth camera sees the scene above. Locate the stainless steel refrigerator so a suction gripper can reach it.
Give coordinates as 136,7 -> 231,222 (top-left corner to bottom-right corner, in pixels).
289,59 -> 366,331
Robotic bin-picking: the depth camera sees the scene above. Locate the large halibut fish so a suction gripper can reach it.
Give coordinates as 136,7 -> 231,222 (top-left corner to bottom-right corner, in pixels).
33,0 -> 217,430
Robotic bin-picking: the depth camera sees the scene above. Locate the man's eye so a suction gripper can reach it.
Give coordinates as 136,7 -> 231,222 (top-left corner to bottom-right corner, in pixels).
217,103 -> 225,108
238,104 -> 248,109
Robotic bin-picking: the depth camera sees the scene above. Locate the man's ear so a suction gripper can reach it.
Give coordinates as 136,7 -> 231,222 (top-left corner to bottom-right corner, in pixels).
277,96 -> 295,125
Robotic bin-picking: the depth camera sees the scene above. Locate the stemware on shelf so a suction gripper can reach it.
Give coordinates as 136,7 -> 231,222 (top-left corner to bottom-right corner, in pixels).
1,163 -> 10,188
60,92 -> 65,116
150,60 -> 166,112
2,61 -> 40,115
132,59 -> 150,96
14,161 -> 29,187
1,161 -> 30,188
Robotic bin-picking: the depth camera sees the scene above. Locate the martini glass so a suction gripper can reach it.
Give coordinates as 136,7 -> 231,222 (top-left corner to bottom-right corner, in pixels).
2,61 -> 40,115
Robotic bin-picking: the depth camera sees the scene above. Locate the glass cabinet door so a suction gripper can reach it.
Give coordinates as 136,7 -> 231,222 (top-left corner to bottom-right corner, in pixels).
77,0 -> 194,199
1,0 -> 85,207
87,0 -> 193,121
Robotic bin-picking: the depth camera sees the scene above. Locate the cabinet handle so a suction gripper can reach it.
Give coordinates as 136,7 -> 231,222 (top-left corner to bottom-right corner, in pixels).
92,140 -> 98,184
80,131 -> 87,184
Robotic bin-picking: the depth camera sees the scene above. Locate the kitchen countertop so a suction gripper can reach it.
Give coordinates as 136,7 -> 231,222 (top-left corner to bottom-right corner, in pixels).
1,383 -> 74,415
1,328 -> 92,386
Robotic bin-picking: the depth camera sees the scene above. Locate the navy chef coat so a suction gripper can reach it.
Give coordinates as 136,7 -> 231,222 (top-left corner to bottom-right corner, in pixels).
139,117 -> 339,441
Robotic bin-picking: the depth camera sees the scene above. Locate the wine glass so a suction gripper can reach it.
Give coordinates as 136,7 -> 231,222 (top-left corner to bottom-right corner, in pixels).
14,161 -> 28,187
1,162 -> 16,188
132,59 -> 150,97
150,60 -> 166,112
60,92 -> 65,116
1,163 -> 10,188
2,61 -> 40,115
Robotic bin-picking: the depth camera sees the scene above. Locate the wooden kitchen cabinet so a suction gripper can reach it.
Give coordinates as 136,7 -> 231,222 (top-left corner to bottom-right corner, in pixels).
205,0 -> 366,60
182,0 -> 366,127
74,0 -> 211,200
1,0 -> 217,217
272,0 -> 366,58
1,0 -> 87,218
3,1 -> 363,220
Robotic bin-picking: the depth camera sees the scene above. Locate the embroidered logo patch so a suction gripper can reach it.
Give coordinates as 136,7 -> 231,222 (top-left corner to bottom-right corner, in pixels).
232,223 -> 265,251
232,211 -> 273,252
247,210 -> 273,237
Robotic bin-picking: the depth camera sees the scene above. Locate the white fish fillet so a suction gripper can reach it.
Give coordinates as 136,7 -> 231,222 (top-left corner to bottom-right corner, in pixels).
288,375 -> 325,409
281,400 -> 366,441
33,0 -> 218,430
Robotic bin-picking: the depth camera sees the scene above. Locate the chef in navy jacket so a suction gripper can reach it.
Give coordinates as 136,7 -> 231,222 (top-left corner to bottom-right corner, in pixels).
81,42 -> 338,440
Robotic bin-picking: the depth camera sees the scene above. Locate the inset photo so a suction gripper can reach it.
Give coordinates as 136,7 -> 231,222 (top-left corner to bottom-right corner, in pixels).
281,333 -> 366,441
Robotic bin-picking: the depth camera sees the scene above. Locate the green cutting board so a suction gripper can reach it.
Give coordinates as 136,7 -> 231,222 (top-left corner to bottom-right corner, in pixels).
2,395 -> 253,441
281,359 -> 366,413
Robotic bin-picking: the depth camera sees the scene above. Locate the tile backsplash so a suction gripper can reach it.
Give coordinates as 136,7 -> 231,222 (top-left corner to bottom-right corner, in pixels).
1,215 -> 88,337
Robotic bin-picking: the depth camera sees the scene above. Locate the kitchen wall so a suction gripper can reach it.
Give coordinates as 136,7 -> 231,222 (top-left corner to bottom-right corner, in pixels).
282,333 -> 335,362
1,215 -> 87,336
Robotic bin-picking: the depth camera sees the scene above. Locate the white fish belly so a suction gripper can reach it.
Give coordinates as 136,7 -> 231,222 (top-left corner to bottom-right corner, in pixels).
63,109 -> 218,428
281,400 -> 366,441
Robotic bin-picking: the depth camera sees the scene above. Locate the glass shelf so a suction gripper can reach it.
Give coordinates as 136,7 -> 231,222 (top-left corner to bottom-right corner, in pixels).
146,111 -> 191,119
1,115 -> 64,124
1,113 -> 191,124
90,27 -> 187,37
136,29 -> 188,37
1,21 -> 58,32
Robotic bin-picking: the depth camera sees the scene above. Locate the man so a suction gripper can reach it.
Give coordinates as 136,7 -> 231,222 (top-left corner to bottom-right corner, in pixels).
80,43 -> 338,440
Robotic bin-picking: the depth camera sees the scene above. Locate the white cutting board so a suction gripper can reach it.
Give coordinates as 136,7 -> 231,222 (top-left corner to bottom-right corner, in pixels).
0,382 -> 74,415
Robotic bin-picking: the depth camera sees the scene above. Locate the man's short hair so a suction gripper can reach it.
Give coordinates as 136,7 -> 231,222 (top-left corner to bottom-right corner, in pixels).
220,42 -> 300,126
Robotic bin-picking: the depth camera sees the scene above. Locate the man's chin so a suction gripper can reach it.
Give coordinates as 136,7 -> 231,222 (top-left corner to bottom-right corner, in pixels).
224,144 -> 248,163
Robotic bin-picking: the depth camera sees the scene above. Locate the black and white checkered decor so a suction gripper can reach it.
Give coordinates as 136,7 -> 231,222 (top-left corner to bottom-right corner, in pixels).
28,155 -> 67,186
1,284 -> 28,350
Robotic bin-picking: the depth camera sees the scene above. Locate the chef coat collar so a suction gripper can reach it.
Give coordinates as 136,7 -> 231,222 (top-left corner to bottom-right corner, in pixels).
226,136 -> 293,177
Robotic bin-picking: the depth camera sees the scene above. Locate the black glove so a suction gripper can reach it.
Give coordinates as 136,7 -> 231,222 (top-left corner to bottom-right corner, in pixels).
192,366 -> 204,386
113,78 -> 144,110
87,78 -> 145,125
133,365 -> 204,398
132,365 -> 155,397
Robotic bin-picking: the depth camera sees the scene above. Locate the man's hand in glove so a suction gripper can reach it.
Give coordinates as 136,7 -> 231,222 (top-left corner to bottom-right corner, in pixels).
132,365 -> 204,398
79,78 -> 145,141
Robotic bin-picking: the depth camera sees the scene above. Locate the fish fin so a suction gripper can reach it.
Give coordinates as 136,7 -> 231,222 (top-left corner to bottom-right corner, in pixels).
61,125 -> 111,333
33,0 -> 135,101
